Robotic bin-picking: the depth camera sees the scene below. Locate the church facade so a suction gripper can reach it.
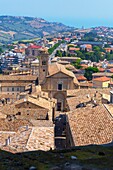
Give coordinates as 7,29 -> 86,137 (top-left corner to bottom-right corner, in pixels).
38,51 -> 79,111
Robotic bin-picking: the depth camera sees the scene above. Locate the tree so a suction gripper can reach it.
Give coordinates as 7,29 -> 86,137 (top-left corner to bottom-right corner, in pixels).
56,50 -> 62,57
76,51 -> 85,59
104,44 -> 110,48
62,51 -> 67,57
0,47 -> 3,54
72,58 -> 82,69
84,67 -> 99,81
48,43 -> 60,55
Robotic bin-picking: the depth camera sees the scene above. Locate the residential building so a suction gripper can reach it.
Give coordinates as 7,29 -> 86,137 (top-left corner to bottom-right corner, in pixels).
25,45 -> 42,58
93,76 -> 110,88
0,86 -> 56,152
0,75 -> 38,102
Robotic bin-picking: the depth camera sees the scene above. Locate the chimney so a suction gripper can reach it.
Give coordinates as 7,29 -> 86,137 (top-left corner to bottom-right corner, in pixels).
5,136 -> 11,146
26,125 -> 29,131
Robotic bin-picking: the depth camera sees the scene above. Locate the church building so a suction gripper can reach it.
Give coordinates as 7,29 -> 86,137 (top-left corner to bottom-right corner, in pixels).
38,50 -> 79,111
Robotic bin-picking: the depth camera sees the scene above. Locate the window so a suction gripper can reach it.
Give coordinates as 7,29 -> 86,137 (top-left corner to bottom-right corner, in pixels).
42,61 -> 46,65
7,88 -> 9,92
43,69 -> 45,72
32,50 -> 35,55
26,49 -> 30,55
12,87 -> 14,91
58,83 -> 63,90
57,102 -> 62,111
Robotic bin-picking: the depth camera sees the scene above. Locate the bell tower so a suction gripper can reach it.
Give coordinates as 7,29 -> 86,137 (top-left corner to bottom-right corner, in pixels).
39,49 -> 49,84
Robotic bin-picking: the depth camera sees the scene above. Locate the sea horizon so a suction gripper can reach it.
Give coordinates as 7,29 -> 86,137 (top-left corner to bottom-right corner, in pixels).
45,17 -> 113,29
0,14 -> 113,29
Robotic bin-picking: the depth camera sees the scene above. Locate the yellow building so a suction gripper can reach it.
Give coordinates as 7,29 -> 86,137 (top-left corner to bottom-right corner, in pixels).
93,76 -> 110,88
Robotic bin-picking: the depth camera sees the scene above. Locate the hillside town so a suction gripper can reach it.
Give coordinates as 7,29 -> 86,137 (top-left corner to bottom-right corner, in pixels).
0,27 -> 112,155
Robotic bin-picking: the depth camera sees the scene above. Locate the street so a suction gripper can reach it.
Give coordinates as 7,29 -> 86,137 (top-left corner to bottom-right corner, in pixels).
54,114 -> 67,149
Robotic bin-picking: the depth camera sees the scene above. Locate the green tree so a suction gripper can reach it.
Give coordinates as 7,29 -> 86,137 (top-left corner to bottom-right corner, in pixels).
84,67 -> 99,81
48,43 -> 60,55
56,50 -> 62,57
72,58 -> 82,69
0,47 -> 3,54
76,51 -> 85,59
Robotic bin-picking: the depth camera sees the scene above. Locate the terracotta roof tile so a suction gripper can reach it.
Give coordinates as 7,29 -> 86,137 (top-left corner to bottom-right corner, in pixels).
93,76 -> 110,82
77,75 -> 87,81
0,75 -> 38,81
67,105 -> 113,146
28,45 -> 42,49
48,63 -> 75,78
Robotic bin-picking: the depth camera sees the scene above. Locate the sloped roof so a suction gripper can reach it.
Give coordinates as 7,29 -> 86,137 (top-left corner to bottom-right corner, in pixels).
77,75 -> 87,81
93,76 -> 110,82
68,105 -> 113,146
48,63 -> 75,78
0,75 -> 38,81
47,63 -> 79,85
1,105 -> 48,120
28,45 -> 42,49
0,119 -> 32,132
15,96 -> 51,110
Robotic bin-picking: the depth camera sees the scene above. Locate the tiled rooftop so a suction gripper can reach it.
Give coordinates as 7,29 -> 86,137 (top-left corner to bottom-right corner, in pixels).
0,75 -> 38,81
66,89 -> 113,146
67,105 -> 113,146
0,120 -> 54,153
48,63 -> 79,85
67,88 -> 110,98
0,119 -> 32,132
93,76 -> 110,82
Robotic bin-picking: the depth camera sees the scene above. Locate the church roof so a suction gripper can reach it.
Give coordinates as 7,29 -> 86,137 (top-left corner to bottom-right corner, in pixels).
47,63 -> 79,85
47,63 -> 74,77
48,63 -> 73,77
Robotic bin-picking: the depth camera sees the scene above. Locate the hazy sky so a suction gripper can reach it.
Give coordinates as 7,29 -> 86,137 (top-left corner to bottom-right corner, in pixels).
0,0 -> 113,27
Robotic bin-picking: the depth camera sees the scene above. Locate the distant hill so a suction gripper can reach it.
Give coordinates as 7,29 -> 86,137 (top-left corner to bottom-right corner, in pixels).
0,16 -> 73,43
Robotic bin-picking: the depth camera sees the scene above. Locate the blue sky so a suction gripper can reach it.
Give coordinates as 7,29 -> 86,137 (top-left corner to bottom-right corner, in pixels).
0,0 -> 113,28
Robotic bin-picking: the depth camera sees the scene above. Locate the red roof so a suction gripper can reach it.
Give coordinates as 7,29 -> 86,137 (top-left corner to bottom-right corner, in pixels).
98,68 -> 105,72
77,75 -> 87,81
65,38 -> 70,40
93,76 -> 110,82
14,49 -> 25,53
28,45 -> 42,49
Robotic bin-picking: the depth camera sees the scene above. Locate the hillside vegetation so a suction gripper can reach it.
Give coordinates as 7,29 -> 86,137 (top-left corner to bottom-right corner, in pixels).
0,145 -> 113,170
0,16 -> 72,43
